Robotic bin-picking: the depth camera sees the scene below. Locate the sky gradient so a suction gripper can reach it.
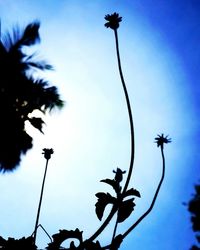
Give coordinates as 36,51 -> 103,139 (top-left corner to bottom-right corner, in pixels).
0,1 -> 199,249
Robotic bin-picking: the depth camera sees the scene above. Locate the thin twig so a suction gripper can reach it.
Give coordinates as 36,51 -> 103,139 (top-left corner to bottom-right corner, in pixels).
37,224 -> 52,243
33,158 -> 49,245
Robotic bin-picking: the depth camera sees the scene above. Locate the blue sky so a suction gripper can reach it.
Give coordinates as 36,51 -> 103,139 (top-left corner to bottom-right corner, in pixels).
0,1 -> 199,249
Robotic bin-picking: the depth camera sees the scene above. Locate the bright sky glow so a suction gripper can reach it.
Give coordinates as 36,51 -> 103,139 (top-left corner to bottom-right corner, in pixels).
0,1 -> 199,249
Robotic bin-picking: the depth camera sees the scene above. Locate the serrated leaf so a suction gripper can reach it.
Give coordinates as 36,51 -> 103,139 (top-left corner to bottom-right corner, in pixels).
124,188 -> 141,198
118,198 -> 135,223
47,229 -> 83,250
95,192 -> 116,220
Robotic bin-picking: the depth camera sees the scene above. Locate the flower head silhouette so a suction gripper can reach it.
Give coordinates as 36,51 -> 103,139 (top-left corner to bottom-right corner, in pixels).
104,12 -> 122,30
42,148 -> 54,160
154,134 -> 171,149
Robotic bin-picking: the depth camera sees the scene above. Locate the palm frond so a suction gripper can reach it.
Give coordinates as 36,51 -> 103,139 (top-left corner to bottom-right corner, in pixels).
21,21 -> 40,46
2,28 -> 16,51
28,61 -> 53,71
2,21 -> 40,52
25,54 -> 54,71
0,21 -> 64,171
32,79 -> 64,111
0,40 -> 7,56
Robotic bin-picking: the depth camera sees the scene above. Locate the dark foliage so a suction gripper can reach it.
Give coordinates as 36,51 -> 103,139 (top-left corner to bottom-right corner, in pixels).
44,169 -> 139,250
188,184 -> 200,249
0,21 -> 64,171
95,168 -> 140,223
0,13 -> 171,250
0,236 -> 36,250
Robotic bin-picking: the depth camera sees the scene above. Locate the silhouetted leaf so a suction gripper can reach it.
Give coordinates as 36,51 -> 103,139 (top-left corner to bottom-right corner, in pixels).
47,229 -> 83,249
118,198 -> 135,223
95,192 -> 116,220
101,178 -> 116,187
100,178 -> 121,194
27,55 -> 53,71
124,188 -> 141,198
20,21 -> 40,46
28,117 -> 45,133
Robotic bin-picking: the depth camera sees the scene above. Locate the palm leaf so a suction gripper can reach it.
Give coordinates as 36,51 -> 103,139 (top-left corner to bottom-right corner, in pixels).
20,21 -> 40,46
2,21 -> 40,52
0,21 -> 64,171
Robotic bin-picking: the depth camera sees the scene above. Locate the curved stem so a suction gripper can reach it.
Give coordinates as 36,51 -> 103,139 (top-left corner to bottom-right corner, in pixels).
88,29 -> 135,244
86,206 -> 117,242
114,29 -> 135,194
122,146 -> 165,239
86,28 -> 135,244
111,211 -> 119,242
33,158 -> 49,245
111,28 -> 135,241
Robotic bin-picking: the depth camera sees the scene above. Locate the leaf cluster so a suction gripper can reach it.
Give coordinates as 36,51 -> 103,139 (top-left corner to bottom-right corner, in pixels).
0,22 -> 64,171
95,168 -> 140,223
188,184 -> 200,249
0,236 -> 36,250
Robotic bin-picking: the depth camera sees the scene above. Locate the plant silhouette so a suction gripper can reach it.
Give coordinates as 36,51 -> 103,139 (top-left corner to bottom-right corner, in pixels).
187,183 -> 200,249
33,148 -> 54,245
0,13 -> 171,250
0,21 -> 64,172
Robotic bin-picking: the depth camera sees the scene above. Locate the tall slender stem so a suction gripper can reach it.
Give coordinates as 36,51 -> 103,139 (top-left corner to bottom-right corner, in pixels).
122,146 -> 166,239
86,28 -> 135,244
114,29 -> 135,194
111,28 -> 135,241
33,158 -> 49,245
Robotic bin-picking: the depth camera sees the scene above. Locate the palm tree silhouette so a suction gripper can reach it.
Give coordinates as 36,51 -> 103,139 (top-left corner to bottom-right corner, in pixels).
0,21 -> 64,172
